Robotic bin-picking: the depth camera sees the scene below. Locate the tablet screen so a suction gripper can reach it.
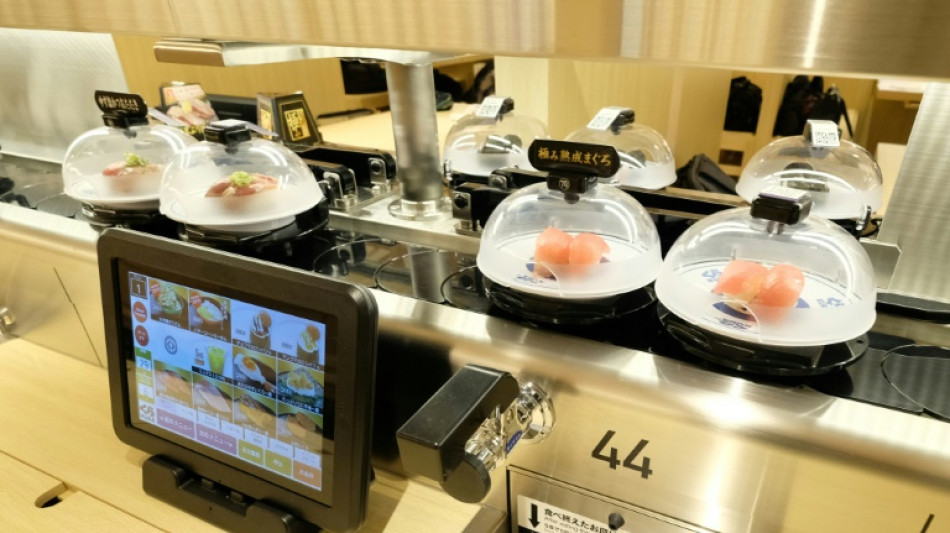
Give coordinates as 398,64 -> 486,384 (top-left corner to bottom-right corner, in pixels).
121,264 -> 335,504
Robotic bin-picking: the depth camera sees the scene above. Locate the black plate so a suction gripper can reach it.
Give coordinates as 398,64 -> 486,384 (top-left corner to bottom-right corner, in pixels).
658,304 -> 868,377
882,345 -> 950,421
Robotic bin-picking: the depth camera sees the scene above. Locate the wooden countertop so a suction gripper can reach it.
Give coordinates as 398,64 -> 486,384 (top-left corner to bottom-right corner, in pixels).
317,104 -> 478,153
0,338 -> 481,532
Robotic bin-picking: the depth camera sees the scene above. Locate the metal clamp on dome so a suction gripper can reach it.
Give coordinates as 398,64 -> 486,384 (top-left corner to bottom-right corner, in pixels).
610,108 -> 635,134
804,119 -> 841,149
528,139 -> 620,203
477,96 -> 515,119
396,365 -> 555,503
752,186 -> 813,230
203,120 -> 253,149
95,90 -> 149,132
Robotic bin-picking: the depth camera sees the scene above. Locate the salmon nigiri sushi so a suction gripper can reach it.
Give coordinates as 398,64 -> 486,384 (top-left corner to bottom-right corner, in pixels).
751,263 -> 805,321
533,226 -> 572,278
713,260 -> 768,304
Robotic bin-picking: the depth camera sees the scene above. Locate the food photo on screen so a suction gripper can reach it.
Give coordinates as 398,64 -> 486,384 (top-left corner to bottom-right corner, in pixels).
188,290 -> 231,341
249,310 -> 273,351
190,339 -> 232,380
153,360 -> 193,406
230,302 -> 277,354
233,388 -> 277,438
193,373 -> 234,419
277,403 -> 324,451
148,279 -> 189,329
271,320 -> 327,367
232,346 -> 277,396
276,359 -> 325,412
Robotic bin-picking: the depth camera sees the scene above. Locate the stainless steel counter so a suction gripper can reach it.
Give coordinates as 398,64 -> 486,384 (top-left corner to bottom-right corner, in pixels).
3,195 -> 950,531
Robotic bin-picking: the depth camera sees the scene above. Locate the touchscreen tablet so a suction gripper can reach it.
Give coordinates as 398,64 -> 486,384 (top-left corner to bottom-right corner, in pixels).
99,228 -> 376,532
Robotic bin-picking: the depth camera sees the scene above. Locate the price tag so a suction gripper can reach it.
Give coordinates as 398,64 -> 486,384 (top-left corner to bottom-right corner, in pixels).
94,90 -> 147,116
586,106 -> 627,131
529,139 -> 620,178
806,120 -> 840,148
476,96 -> 509,119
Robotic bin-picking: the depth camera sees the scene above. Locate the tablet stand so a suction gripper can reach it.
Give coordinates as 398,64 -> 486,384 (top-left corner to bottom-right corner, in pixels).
143,456 -> 321,533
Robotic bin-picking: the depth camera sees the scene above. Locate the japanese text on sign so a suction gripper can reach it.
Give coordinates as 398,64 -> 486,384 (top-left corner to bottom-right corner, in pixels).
96,94 -> 143,113
534,147 -> 612,168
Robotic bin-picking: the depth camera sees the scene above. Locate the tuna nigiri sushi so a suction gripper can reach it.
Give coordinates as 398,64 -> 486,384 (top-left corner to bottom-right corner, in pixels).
568,232 -> 610,275
533,226 -> 572,278
205,171 -> 279,198
101,152 -> 163,193
713,260 -> 768,304
751,263 -> 805,321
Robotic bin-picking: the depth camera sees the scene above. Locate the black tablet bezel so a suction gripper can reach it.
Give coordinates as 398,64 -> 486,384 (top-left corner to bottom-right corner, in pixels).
98,228 -> 376,532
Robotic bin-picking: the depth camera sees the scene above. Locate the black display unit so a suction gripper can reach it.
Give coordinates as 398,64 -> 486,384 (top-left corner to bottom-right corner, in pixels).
98,228 -> 377,533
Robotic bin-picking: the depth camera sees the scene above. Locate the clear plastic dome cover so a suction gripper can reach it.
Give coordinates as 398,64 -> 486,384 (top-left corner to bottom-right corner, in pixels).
477,182 -> 662,299
160,138 -> 323,233
443,106 -> 548,177
565,120 -> 675,190
655,206 -> 877,347
737,131 -> 883,219
62,125 -> 197,208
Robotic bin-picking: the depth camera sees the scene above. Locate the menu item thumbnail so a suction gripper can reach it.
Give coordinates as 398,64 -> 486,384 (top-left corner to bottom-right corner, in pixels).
192,340 -> 231,377
250,311 -> 272,351
297,324 -> 321,363
277,404 -> 323,450
233,348 -> 276,395
189,291 -> 230,341
154,362 -> 192,405
277,362 -> 324,412
149,280 -> 188,328
193,374 -> 233,418
234,390 -> 276,437
207,345 -> 228,375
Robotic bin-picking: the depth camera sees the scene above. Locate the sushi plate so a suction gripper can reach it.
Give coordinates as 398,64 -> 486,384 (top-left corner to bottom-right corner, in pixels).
477,233 -> 660,300
657,259 -> 875,347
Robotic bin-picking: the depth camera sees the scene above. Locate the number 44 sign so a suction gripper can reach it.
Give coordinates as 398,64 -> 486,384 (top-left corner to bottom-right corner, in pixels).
591,430 -> 653,479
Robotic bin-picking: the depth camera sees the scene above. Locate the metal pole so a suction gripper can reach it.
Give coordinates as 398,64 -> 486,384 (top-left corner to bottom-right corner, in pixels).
385,62 -> 450,220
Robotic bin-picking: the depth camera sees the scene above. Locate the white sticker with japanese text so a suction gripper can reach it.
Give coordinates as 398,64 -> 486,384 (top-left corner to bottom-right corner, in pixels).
586,106 -> 627,131
806,120 -> 840,148
476,96 -> 509,119
517,496 -> 629,533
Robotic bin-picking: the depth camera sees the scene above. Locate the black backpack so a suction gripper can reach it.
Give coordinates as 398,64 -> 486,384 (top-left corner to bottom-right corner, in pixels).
674,154 -> 738,195
773,75 -> 853,138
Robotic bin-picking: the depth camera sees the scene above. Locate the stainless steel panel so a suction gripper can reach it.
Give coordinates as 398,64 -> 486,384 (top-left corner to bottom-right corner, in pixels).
329,194 -> 481,256
0,204 -> 102,364
6,1 -> 950,79
878,82 -> 950,299
507,376 -> 950,532
0,29 -> 128,161
860,239 -> 901,289
4,207 -> 950,531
